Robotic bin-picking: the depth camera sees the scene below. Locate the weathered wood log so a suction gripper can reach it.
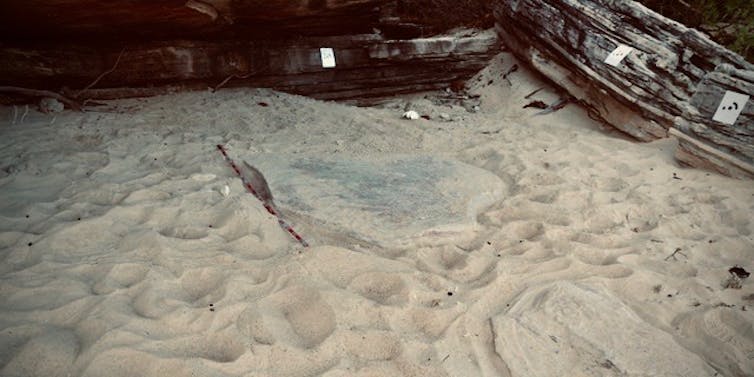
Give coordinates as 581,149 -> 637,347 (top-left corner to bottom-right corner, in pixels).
0,0 -> 393,41
670,64 -> 754,178
0,29 -> 498,103
493,0 -> 752,141
493,0 -> 754,178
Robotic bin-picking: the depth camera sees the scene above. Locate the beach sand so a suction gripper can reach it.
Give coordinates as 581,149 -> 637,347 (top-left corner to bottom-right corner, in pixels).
1,53 -> 753,376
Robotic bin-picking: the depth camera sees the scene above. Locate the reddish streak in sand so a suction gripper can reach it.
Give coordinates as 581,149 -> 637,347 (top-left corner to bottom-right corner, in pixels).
216,144 -> 309,247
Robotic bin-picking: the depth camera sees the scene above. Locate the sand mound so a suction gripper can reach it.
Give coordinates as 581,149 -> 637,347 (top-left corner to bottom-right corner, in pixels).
1,53 -> 752,376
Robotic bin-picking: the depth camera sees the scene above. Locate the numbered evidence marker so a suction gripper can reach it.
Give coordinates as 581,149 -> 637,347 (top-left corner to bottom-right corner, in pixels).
604,44 -> 634,67
320,48 -> 336,68
712,90 -> 749,125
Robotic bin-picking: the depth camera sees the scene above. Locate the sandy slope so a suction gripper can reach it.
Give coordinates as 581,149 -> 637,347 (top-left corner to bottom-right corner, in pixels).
1,53 -> 753,377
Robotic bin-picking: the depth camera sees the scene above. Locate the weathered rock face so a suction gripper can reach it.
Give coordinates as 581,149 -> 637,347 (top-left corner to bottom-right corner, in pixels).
0,0 -> 392,41
0,29 -> 498,102
0,1 -> 498,105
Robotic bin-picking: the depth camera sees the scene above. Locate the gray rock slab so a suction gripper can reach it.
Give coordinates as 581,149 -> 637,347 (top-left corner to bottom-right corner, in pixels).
240,155 -> 506,247
493,281 -> 715,377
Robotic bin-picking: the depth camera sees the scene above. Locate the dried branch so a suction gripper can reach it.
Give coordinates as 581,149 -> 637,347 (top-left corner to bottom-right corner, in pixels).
213,73 -> 254,92
75,47 -> 126,98
0,86 -> 82,111
664,247 -> 687,261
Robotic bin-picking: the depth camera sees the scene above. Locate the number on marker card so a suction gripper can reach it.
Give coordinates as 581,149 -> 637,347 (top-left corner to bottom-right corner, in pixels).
712,90 -> 749,125
604,44 -> 634,67
320,48 -> 336,68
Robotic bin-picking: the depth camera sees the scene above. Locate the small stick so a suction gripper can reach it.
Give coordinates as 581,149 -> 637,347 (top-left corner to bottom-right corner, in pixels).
0,86 -> 82,111
12,105 -> 18,124
524,87 -> 543,99
76,47 -> 126,97
213,72 -> 254,92
20,105 -> 29,124
664,247 -> 687,261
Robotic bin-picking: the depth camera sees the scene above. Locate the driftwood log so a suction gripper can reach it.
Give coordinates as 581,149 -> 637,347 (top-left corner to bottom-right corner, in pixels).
0,0 -> 395,41
493,0 -> 754,178
671,64 -> 754,178
0,29 -> 498,103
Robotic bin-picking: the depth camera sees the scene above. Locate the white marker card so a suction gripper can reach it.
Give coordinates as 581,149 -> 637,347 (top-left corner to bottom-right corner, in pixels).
604,44 -> 634,67
320,48 -> 336,68
712,90 -> 749,125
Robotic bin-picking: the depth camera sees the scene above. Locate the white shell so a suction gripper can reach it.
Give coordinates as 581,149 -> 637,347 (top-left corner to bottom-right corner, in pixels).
402,110 -> 420,120
220,184 -> 230,197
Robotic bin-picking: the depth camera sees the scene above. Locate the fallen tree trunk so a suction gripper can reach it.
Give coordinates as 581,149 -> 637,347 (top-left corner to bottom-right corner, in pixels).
0,0 -> 393,41
493,0 -> 754,178
0,29 -> 498,103
671,64 -> 754,178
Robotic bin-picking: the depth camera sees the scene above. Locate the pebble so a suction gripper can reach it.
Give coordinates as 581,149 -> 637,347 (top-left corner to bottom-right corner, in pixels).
402,110 -> 420,120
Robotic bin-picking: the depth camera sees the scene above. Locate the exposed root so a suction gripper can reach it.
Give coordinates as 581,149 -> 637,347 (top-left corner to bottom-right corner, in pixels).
75,47 -> 126,98
0,86 -> 82,111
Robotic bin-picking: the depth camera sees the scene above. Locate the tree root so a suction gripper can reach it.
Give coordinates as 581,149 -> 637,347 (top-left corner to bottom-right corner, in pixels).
0,86 -> 82,111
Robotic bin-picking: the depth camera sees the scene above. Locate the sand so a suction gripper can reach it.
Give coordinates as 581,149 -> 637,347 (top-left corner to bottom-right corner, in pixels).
1,53 -> 753,377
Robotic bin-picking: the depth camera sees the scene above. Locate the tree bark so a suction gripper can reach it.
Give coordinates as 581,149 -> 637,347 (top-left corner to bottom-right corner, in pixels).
671,64 -> 754,178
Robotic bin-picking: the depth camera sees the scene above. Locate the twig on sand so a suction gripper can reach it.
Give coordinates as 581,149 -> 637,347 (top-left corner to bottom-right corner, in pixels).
502,63 -> 519,85
20,105 -> 28,123
0,48 -> 124,112
524,87 -> 543,99
213,73 -> 253,92
664,247 -> 687,261
0,86 -> 82,111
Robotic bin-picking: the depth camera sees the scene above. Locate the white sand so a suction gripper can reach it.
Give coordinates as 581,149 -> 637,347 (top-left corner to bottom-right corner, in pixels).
1,53 -> 753,377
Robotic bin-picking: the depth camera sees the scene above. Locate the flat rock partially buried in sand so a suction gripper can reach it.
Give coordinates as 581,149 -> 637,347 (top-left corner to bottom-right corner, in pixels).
240,154 -> 507,247
494,281 -> 716,377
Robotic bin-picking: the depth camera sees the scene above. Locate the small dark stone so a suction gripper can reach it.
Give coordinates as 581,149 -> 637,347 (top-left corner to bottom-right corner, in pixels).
27,242 -> 32,246
447,292 -> 453,296
523,100 -> 548,109
600,359 -> 616,369
25,214 -> 29,218
729,266 -> 750,279
257,102 -> 269,107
